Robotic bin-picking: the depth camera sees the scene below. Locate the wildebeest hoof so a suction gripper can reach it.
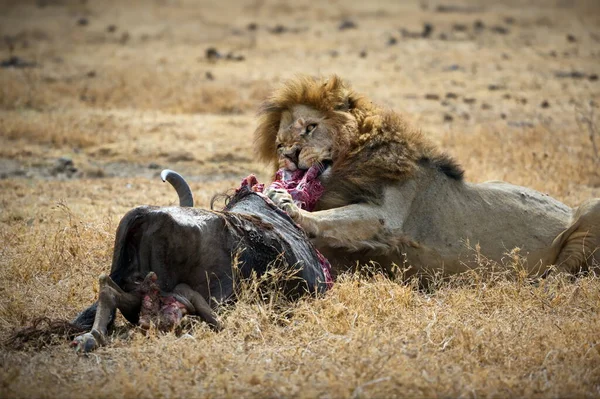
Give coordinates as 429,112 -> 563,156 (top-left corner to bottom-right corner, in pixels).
71,329 -> 105,353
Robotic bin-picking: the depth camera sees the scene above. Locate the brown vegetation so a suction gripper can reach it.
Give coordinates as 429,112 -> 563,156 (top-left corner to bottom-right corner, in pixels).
1,0 -> 599,397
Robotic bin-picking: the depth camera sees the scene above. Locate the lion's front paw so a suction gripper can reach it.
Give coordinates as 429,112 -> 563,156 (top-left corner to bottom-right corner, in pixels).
71,329 -> 105,353
265,188 -> 300,218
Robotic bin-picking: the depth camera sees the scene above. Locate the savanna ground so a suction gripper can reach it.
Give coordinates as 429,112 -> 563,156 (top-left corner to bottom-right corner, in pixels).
1,0 -> 600,397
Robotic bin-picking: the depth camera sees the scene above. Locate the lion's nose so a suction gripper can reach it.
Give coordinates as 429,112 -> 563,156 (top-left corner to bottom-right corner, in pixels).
284,148 -> 301,165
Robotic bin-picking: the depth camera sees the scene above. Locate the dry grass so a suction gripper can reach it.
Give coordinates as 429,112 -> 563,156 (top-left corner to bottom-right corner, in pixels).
1,0 -> 600,397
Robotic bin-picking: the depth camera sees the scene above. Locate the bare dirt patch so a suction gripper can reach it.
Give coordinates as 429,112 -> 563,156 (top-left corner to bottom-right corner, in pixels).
1,0 -> 599,398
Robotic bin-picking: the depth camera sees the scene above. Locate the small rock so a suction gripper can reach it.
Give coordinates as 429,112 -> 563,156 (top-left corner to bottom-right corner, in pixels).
488,84 -> 504,91
106,24 -> 117,33
540,100 -> 550,108
270,25 -> 287,34
422,23 -> 434,38
52,157 -> 77,176
425,94 -> 440,100
359,50 -> 367,58
548,50 -> 557,57
338,20 -> 357,30
490,25 -> 509,34
502,93 -> 511,99
77,17 -> 88,26
206,47 -> 221,60
443,64 -> 460,72
554,70 -> 586,79
247,22 -> 258,31
589,74 -> 598,81
462,112 -> 470,120
438,33 -> 448,40
0,56 -> 36,69
503,17 -> 515,25
473,20 -> 485,30
452,23 -> 468,32
500,113 -> 507,119
148,162 -> 160,169
463,97 -> 476,104
205,71 -> 215,80
445,92 -> 458,99
481,103 -> 492,110
86,70 -> 96,78
329,50 -> 339,58
226,52 -> 245,61
443,114 -> 454,122
387,37 -> 397,46
566,34 -> 576,43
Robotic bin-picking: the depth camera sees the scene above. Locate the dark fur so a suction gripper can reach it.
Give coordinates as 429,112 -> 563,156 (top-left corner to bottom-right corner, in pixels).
73,188 -> 328,330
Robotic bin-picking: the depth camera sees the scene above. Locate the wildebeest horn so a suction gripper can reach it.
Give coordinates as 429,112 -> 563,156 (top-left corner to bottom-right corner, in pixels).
160,169 -> 194,207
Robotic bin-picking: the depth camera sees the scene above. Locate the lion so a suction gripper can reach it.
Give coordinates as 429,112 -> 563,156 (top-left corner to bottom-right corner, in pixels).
255,74 -> 600,278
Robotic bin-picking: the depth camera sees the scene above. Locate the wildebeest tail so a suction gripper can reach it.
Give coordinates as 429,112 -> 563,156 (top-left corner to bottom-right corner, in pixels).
71,301 -> 100,330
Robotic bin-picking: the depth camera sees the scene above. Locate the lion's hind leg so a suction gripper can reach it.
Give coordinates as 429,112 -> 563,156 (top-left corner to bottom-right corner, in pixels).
71,274 -> 141,353
553,199 -> 600,274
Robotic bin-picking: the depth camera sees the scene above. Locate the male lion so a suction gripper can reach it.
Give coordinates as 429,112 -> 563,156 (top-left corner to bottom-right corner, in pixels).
256,75 -> 600,278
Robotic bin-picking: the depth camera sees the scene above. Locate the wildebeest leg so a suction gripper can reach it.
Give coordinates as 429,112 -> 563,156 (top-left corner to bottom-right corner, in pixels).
173,283 -> 222,331
72,274 -> 141,353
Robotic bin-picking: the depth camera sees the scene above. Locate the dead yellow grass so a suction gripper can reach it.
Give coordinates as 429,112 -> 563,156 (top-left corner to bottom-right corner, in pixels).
1,0 -> 600,397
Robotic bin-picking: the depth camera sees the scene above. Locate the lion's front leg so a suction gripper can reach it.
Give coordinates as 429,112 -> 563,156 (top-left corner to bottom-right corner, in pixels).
266,188 -> 393,250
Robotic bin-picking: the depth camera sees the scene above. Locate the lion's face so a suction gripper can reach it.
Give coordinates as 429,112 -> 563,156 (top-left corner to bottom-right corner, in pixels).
275,105 -> 334,171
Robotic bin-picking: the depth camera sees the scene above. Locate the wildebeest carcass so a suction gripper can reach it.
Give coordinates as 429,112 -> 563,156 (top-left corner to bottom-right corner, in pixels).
71,170 -> 330,352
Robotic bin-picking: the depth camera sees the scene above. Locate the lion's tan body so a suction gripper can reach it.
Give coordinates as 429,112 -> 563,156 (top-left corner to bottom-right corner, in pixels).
255,75 -> 600,277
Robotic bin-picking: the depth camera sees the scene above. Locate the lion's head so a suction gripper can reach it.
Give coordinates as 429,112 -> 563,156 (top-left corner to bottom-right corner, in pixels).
254,75 -> 463,204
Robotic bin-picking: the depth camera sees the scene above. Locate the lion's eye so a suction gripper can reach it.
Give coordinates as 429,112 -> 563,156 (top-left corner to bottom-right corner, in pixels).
305,123 -> 317,134
276,143 -> 283,150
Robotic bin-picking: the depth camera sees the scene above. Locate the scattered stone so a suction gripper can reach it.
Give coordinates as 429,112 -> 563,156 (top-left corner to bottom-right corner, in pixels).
481,103 -> 492,110
462,112 -> 470,120
226,52 -> 245,61
247,22 -> 258,31
490,25 -> 509,34
590,74 -> 598,81
52,157 -> 77,176
554,70 -> 586,79
501,53 -> 510,60
359,50 -> 367,58
540,100 -> 550,108
435,5 -> 481,13
205,47 -> 221,60
205,71 -> 214,80
502,93 -> 511,99
270,24 -> 287,34
548,50 -> 557,57
443,64 -> 461,71
401,23 -> 433,39
86,70 -> 96,78
463,97 -> 476,104
425,93 -> 440,100
488,84 -> 504,91
443,113 -> 454,122
440,100 -> 450,106
0,56 -> 36,68
473,20 -> 485,30
329,50 -> 339,57
387,37 -> 397,46
422,23 -> 434,38
504,17 -> 515,25
566,34 -> 576,43
77,17 -> 88,26
445,92 -> 459,99
148,163 -> 160,170
106,24 -> 117,33
500,113 -> 507,119
338,20 -> 357,30
452,23 -> 468,32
